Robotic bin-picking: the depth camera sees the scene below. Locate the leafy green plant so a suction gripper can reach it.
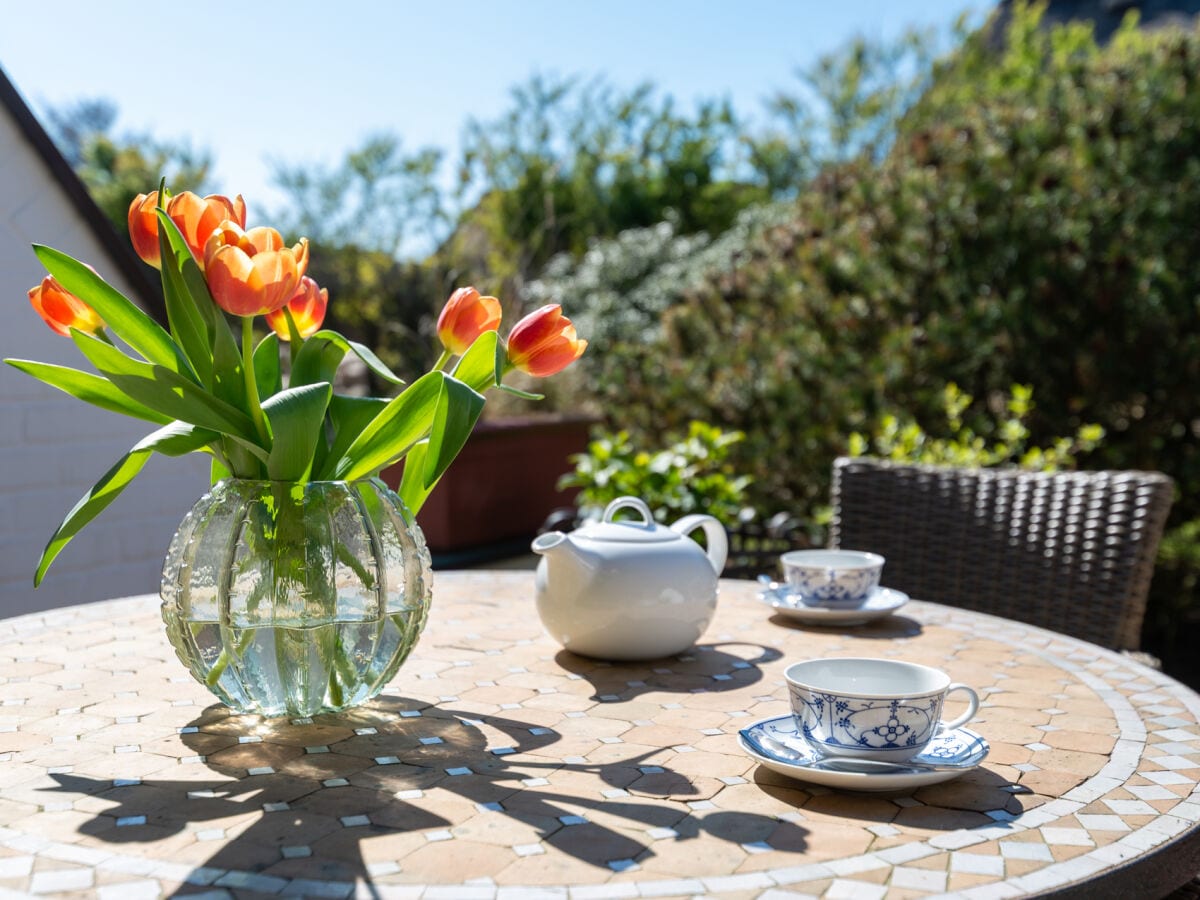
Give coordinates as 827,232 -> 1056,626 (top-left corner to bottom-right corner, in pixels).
550,5 -> 1198,677
560,421 -> 751,527
6,189 -> 585,586
849,383 -> 1105,470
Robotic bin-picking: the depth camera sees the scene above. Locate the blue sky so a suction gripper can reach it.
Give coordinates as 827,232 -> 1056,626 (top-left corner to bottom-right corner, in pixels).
1,1 -> 978,218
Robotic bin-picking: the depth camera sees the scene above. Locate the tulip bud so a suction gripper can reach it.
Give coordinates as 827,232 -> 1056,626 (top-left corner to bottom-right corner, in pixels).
128,192 -> 162,268
28,275 -> 105,338
265,276 -> 329,340
437,287 -> 502,355
505,304 -> 587,377
204,221 -> 310,317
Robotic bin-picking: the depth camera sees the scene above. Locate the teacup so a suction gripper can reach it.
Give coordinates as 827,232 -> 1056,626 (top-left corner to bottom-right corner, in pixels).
785,657 -> 980,762
781,549 -> 884,607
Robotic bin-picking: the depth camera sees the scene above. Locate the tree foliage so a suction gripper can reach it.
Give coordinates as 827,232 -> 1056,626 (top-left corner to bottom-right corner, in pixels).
560,4 -> 1199,669
44,99 -> 213,240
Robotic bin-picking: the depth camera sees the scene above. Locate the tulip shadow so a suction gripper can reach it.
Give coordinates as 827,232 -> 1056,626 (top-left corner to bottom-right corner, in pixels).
553,641 -> 783,702
44,695 -> 808,896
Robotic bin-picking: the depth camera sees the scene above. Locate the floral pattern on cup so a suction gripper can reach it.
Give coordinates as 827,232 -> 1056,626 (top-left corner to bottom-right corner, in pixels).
790,687 -> 941,754
785,658 -> 980,762
781,550 -> 884,607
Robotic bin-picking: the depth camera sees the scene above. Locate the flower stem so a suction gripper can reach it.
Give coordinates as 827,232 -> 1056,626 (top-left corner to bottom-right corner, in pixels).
434,349 -> 452,371
242,316 -> 270,446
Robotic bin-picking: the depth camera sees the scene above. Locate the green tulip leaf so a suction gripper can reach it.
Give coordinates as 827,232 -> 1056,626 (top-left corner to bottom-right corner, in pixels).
289,334 -> 346,388
155,213 -> 212,388
319,395 -> 389,478
33,245 -> 193,378
153,213 -> 248,415
4,359 -> 171,425
34,421 -> 216,586
498,383 -> 545,401
254,333 -> 283,400
262,382 -> 333,482
70,330 -> 264,453
292,330 -> 405,388
210,454 -> 232,486
397,439 -> 440,515
422,375 -> 485,488
451,330 -> 504,393
325,371 -> 444,482
345,338 -> 404,386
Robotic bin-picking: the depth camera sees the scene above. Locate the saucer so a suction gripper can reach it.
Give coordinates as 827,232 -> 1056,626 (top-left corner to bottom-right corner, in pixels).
738,714 -> 989,792
756,584 -> 909,626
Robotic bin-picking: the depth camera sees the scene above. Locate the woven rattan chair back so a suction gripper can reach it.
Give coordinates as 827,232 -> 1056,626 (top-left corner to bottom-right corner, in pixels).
829,457 -> 1175,650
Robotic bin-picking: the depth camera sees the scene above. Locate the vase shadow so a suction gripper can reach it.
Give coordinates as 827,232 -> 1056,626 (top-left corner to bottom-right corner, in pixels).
42,694 -> 809,896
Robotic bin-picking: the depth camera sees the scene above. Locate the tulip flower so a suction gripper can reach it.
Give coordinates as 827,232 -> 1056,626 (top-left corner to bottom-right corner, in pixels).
437,286 -> 502,356
27,274 -> 105,338
265,276 -> 328,340
127,190 -> 247,269
505,304 -> 587,377
203,221 -> 310,317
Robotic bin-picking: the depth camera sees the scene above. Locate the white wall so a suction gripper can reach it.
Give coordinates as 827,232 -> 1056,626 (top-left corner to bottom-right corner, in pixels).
0,102 -> 209,616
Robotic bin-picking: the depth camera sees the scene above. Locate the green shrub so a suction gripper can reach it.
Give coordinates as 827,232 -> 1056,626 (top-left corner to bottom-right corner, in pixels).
562,5 -> 1200,670
851,383 -> 1105,470
559,421 -> 751,527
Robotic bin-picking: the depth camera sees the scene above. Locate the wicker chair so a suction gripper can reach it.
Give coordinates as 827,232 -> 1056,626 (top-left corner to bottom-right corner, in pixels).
829,457 -> 1175,652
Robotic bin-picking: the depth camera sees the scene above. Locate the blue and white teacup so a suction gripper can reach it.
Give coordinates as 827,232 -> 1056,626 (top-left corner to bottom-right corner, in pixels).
781,549 -> 884,607
785,658 -> 980,762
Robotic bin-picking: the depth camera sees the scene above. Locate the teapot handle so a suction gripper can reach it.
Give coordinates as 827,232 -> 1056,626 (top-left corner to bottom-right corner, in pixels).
670,515 -> 729,576
602,497 -> 655,525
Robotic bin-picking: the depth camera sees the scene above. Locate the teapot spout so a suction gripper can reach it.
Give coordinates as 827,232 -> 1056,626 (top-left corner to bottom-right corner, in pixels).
532,531 -> 570,556
531,530 -> 603,577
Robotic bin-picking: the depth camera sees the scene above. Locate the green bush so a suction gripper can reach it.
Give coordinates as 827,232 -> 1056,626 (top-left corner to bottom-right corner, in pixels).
562,5 -> 1200,671
559,421 -> 751,527
851,383 -> 1105,470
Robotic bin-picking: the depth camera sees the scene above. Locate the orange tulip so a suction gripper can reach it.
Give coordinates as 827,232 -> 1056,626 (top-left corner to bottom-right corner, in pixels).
505,304 -> 587,377
203,221 -> 309,317
28,274 -> 104,338
127,190 -> 247,269
436,286 -> 502,355
127,193 -> 163,268
265,276 -> 328,340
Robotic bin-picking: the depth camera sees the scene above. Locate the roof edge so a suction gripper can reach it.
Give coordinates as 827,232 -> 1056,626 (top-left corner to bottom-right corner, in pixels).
0,64 -> 166,325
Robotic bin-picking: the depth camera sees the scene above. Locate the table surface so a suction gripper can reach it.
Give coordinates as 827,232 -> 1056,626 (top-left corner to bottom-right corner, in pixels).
1,572 -> 1199,899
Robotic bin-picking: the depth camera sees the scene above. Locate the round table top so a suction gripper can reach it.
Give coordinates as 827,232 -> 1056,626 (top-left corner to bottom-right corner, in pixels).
1,571 -> 1199,899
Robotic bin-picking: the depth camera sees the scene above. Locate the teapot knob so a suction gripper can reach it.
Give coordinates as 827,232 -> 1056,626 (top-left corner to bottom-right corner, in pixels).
602,497 -> 655,524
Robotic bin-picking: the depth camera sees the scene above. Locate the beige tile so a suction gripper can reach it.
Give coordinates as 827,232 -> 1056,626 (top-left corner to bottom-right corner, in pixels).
0,576 -> 1191,897
396,844 -> 523,883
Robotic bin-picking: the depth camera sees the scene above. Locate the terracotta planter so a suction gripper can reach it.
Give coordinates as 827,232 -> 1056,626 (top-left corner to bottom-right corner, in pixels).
381,414 -> 596,563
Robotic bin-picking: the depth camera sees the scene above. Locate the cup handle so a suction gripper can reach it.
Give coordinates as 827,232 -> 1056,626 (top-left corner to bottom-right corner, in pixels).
939,683 -> 979,733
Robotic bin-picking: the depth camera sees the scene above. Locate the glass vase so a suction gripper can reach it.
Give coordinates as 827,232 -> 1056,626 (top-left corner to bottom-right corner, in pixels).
160,478 -> 432,717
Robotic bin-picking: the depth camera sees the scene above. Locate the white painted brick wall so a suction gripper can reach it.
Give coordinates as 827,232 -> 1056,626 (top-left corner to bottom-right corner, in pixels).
0,99 -> 208,616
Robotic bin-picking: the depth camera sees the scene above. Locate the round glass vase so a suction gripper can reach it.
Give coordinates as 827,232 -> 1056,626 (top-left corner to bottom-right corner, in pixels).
160,478 -> 432,718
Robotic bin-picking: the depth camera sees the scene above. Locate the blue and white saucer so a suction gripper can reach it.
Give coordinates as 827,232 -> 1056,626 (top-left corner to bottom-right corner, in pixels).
756,584 -> 909,626
738,714 -> 989,791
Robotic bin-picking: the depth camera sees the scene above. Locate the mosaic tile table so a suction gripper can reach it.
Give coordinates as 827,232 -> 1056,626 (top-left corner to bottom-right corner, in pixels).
1,571 -> 1199,899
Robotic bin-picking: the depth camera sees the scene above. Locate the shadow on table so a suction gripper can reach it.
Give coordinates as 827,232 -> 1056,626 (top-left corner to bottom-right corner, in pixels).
750,761 -> 1027,826
767,613 -> 924,640
42,695 -> 810,897
553,641 -> 783,701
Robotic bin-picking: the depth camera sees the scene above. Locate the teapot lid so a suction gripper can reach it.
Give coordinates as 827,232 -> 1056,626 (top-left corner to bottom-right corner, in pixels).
577,497 -> 679,543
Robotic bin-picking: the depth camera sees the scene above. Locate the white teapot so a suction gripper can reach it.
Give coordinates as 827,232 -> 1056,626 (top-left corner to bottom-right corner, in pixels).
532,496 -> 728,660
